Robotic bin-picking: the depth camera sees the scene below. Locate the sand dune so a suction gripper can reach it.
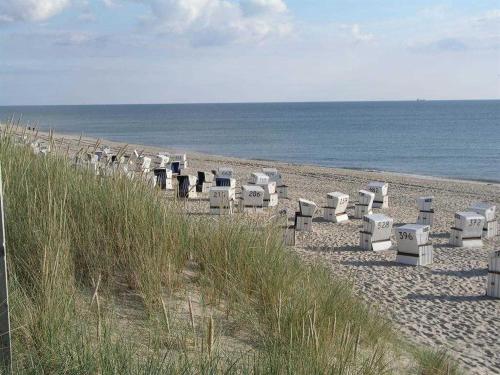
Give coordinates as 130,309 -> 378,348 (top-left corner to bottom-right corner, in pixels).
22,129 -> 500,374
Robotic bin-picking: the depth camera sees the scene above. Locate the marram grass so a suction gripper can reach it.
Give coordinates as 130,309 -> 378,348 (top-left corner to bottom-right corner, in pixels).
0,128 -> 460,374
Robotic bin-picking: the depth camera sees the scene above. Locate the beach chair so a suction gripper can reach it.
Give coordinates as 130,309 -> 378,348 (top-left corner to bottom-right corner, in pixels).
171,162 -> 181,175
241,185 -> 265,212
295,199 -> 316,232
196,171 -> 214,193
367,181 -> 388,208
323,192 -> 349,223
417,196 -> 434,227
449,212 -> 485,248
209,186 -> 235,215
215,177 -> 235,188
354,190 -> 375,218
248,173 -> 277,207
177,175 -> 197,198
359,214 -> 393,251
262,167 -> 288,199
171,154 -> 188,170
155,154 -> 170,168
153,168 -> 173,190
249,172 -> 269,185
216,167 -> 234,178
470,202 -> 498,239
395,224 -> 433,265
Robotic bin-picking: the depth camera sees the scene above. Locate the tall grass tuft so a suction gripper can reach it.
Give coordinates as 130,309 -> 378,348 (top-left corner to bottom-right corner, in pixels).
191,219 -> 394,373
416,349 -> 462,375
1,132 -> 188,308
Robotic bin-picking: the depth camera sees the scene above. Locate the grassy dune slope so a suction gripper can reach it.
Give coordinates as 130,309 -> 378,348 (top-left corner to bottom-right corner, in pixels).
0,128 -> 459,374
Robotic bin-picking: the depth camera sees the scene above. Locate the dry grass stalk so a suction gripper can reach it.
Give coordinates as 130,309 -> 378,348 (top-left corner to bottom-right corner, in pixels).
160,296 -> 171,334
91,274 -> 102,343
188,296 -> 196,339
207,315 -> 214,358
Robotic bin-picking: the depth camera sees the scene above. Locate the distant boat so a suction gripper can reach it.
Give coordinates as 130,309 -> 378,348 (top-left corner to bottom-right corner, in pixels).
416,99 -> 427,102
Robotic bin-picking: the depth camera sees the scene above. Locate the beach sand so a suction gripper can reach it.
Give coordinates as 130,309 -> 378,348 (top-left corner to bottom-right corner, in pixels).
21,129 -> 500,374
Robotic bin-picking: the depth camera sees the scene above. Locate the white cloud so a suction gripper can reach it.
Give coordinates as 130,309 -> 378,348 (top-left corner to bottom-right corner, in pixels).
351,24 -> 373,42
0,0 -> 70,22
138,0 -> 291,46
340,23 -> 374,43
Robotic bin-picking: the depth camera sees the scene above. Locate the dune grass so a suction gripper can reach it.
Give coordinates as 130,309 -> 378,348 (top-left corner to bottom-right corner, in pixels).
415,349 -> 463,375
0,126 -> 459,374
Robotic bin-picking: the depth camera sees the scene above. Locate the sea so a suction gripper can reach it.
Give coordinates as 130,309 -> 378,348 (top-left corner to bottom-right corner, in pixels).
1,100 -> 499,182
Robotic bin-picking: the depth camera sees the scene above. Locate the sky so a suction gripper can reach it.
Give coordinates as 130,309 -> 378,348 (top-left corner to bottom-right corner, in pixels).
0,0 -> 499,105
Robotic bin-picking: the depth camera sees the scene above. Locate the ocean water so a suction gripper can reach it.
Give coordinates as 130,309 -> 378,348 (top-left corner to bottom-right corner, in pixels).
1,101 -> 499,182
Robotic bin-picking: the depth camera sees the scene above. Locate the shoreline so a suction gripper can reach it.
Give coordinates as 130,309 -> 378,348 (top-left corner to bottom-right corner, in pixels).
22,127 -> 500,187
246,159 -> 500,186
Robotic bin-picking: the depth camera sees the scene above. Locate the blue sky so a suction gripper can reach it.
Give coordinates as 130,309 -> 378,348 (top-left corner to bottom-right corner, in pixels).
0,0 -> 499,105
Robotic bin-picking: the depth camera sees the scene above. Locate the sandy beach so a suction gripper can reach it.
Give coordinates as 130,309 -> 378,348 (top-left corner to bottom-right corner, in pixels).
23,129 -> 500,374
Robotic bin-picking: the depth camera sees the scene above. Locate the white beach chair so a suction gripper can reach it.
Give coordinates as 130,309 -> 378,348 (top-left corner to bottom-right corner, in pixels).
354,190 -> 375,219
241,185 -> 265,212
209,186 -> 235,215
416,196 -> 434,227
323,192 -> 349,223
367,181 -> 388,208
359,214 -> 393,251
449,211 -> 485,248
295,199 -> 317,232
470,202 -> 498,239
395,224 -> 433,266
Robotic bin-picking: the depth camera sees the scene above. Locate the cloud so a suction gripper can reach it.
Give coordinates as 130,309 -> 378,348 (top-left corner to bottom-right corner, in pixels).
339,23 -> 374,43
137,0 -> 292,46
0,0 -> 70,22
350,24 -> 373,42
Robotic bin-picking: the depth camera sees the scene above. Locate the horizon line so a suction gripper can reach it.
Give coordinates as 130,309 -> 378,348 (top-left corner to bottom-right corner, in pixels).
1,98 -> 499,107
